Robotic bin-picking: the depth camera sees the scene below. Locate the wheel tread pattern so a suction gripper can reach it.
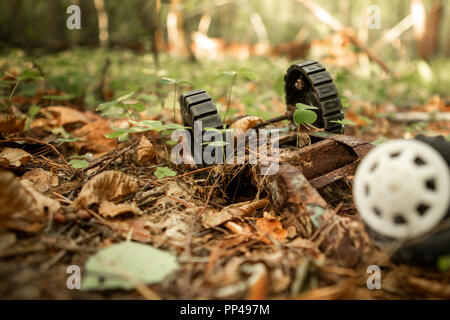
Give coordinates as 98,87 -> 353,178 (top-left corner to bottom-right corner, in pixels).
285,61 -> 344,133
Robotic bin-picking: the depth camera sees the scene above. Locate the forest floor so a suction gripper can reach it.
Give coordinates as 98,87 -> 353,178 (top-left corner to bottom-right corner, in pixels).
0,49 -> 449,299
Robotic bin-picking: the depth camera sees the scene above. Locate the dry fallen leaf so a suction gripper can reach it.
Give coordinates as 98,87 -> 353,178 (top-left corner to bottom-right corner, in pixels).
21,180 -> 61,216
0,114 -> 25,134
0,171 -> 37,217
202,198 -> 269,228
255,217 -> 287,244
72,119 -> 116,153
230,116 -> 263,133
37,106 -> 90,128
136,136 -> 156,164
98,200 -> 143,218
22,168 -> 59,192
0,171 -> 60,232
73,170 -> 139,209
0,148 -> 32,168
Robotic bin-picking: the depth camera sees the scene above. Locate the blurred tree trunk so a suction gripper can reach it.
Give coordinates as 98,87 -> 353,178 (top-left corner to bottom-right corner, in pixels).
93,0 -> 109,47
167,0 -> 189,56
49,0 -> 67,49
411,0 -> 444,61
138,0 -> 164,67
9,0 -> 24,48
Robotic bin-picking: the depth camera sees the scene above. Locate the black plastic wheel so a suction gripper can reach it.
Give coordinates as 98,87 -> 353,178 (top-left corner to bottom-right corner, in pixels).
179,89 -> 224,166
180,89 -> 223,131
285,60 -> 344,133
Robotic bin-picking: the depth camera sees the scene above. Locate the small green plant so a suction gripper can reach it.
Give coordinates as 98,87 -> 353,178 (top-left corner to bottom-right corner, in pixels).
331,119 -> 356,126
69,155 -> 89,169
6,69 -> 41,110
221,70 -> 237,123
42,93 -> 77,101
293,103 -> 318,147
25,105 -> 41,130
154,166 -> 177,178
96,91 -> 145,119
57,137 -> 87,143
105,120 -> 187,144
159,77 -> 192,122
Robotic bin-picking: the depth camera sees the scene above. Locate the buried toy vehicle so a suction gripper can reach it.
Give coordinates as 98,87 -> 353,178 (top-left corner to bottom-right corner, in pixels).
178,60 -> 450,266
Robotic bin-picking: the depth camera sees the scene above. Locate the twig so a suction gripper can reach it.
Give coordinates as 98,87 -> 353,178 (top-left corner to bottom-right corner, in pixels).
79,140 -> 139,175
0,137 -> 73,173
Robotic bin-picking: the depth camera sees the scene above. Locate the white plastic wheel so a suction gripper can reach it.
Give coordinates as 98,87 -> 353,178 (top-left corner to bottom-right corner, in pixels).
354,139 -> 450,239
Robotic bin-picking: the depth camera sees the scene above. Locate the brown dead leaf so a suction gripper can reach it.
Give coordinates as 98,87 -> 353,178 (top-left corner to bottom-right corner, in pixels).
202,198 -> 269,228
0,171 -> 37,217
21,180 -> 61,216
22,168 -> 59,192
0,114 -> 25,134
73,170 -> 139,209
72,119 -> 116,153
255,217 -> 287,244
230,116 -> 263,133
98,200 -> 143,218
0,171 -> 60,232
136,136 -> 155,164
37,106 -> 90,129
0,148 -> 32,168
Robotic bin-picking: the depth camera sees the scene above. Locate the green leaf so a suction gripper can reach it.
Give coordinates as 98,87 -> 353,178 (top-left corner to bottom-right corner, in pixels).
97,101 -> 118,111
28,105 -> 41,118
105,131 -> 127,139
295,103 -> 318,111
137,94 -> 158,103
162,123 -> 188,131
154,166 -> 177,178
127,103 -> 146,112
331,119 -> 356,126
82,241 -> 179,291
293,109 -> 317,125
174,80 -> 192,86
42,94 -> 76,101
19,69 -> 41,81
437,255 -> 450,272
57,137 -> 87,143
117,91 -> 136,103
166,140 -> 178,146
159,77 -> 176,85
129,120 -> 165,132
69,159 -> 89,169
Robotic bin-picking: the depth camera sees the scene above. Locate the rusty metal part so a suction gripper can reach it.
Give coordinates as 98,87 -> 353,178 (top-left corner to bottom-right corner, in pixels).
280,139 -> 355,180
252,163 -> 331,237
280,133 -> 374,188
309,162 -> 357,189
